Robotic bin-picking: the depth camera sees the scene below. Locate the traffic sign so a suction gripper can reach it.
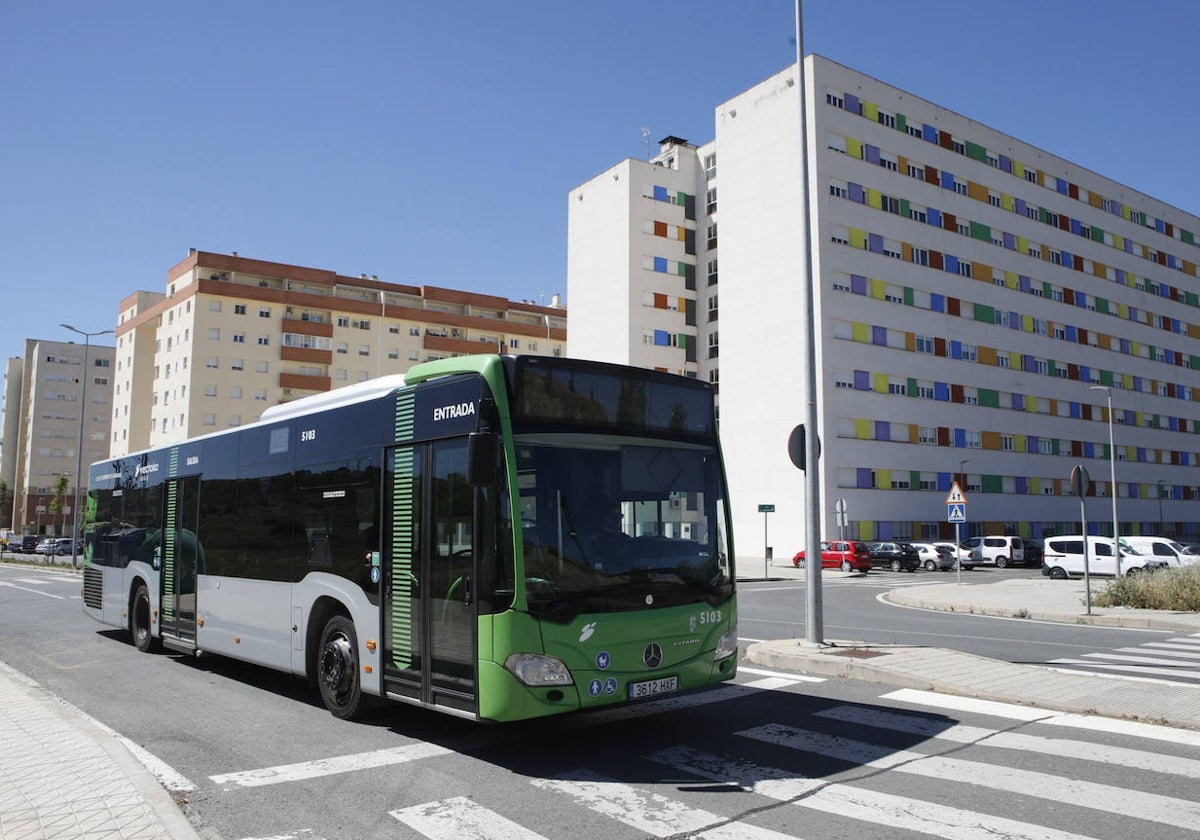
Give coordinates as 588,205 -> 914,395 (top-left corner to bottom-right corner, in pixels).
758,504 -> 775,513
947,503 -> 966,523
945,481 -> 968,505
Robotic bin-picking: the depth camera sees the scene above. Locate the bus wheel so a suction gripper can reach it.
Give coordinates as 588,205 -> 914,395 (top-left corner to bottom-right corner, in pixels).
318,615 -> 367,720
131,583 -> 160,653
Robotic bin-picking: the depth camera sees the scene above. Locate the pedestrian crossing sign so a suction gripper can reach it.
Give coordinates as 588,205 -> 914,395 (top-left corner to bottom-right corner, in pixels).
947,503 -> 966,523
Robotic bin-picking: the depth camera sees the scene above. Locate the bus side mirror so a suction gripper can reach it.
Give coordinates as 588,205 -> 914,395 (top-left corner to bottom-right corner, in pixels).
467,431 -> 500,486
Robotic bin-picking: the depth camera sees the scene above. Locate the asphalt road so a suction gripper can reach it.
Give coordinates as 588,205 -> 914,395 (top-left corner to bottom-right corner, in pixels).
3,561 -> 1198,840
737,565 -> 1187,671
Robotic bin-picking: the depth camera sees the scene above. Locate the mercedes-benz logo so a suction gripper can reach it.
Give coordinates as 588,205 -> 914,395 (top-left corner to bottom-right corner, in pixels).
643,642 -> 663,669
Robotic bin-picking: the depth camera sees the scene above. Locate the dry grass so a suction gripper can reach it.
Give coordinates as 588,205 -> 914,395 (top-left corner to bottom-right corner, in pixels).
1095,565 -> 1200,611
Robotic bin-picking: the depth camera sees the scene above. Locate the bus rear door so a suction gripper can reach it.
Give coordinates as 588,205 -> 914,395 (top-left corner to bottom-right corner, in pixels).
159,475 -> 200,650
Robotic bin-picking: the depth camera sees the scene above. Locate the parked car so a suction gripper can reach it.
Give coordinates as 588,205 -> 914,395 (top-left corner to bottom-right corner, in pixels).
46,538 -> 81,556
911,541 -> 955,571
793,539 -> 872,573
865,541 -> 920,572
1040,535 -> 1166,579
14,535 -> 41,553
1118,536 -> 1195,568
35,538 -> 58,555
932,542 -> 974,570
962,535 -> 1026,568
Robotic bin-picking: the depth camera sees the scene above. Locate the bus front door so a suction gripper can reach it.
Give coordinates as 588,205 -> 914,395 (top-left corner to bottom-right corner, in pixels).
159,475 -> 200,648
382,439 -> 478,716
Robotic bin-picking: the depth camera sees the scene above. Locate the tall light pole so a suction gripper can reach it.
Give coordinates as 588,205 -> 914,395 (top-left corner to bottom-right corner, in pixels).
61,324 -> 114,568
1090,385 -> 1119,574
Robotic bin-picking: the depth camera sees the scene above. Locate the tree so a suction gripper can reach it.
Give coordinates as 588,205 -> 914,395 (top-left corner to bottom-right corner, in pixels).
49,474 -> 70,537
0,480 -> 11,529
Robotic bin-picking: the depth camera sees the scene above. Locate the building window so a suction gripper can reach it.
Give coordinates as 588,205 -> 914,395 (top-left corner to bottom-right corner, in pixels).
916,335 -> 934,354
259,308 -> 271,318
703,154 -> 716,179
205,357 -> 218,369
233,332 -> 245,343
919,426 -> 937,444
231,358 -> 244,371
337,317 -> 349,327
255,361 -> 268,373
234,304 -> 247,315
208,328 -> 220,340
706,187 -> 717,214
707,259 -> 718,285
911,248 -> 929,266
909,207 -> 927,223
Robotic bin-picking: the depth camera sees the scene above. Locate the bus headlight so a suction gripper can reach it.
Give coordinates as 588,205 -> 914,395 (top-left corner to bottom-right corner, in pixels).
504,653 -> 573,686
713,625 -> 739,661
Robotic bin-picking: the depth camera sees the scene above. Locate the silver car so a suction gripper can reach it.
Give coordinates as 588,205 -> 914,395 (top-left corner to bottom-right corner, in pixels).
912,541 -> 955,571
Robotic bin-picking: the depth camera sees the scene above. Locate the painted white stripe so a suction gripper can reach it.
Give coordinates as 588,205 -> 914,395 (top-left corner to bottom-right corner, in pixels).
391,797 -> 550,840
1084,651 -> 1200,667
1041,665 -> 1184,686
738,665 -> 825,683
210,742 -> 451,788
531,770 -> 794,839
739,723 -> 1200,831
0,580 -> 65,598
1048,658 -> 1200,681
884,687 -> 1200,747
1143,641 -> 1200,654
815,705 -> 1200,778
882,688 -> 1059,721
650,745 -> 1102,840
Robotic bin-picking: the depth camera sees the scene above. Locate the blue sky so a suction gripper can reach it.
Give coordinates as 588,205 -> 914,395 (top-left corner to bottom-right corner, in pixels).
3,0 -> 1199,372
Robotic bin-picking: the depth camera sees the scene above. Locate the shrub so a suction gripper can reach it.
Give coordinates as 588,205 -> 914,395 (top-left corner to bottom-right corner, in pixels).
1095,565 -> 1200,611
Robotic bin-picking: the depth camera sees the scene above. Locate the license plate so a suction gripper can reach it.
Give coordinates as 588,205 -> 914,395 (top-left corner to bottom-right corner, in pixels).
627,675 -> 678,700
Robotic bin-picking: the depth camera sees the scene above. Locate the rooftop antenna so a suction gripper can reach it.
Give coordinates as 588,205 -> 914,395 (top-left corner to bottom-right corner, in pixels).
641,127 -> 651,160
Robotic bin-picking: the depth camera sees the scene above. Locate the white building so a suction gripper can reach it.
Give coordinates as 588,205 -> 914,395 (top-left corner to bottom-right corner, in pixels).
568,56 -> 1200,557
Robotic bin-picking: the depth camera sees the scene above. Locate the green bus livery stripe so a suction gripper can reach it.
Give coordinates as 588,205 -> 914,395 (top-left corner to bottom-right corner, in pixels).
162,480 -> 177,620
394,391 -> 415,443
390,447 -> 415,670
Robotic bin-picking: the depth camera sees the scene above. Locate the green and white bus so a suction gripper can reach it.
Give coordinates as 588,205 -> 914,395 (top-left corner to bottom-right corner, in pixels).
82,355 -> 737,722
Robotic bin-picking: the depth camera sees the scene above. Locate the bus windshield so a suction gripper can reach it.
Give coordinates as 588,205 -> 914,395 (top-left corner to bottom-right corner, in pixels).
515,434 -> 732,623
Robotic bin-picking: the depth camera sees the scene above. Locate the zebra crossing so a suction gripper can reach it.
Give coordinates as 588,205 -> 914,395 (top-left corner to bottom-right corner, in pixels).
1048,632 -> 1200,686
387,687 -> 1200,840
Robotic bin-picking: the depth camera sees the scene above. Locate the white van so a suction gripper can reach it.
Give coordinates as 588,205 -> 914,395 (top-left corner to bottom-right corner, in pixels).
1040,535 -> 1165,579
1119,536 -> 1196,568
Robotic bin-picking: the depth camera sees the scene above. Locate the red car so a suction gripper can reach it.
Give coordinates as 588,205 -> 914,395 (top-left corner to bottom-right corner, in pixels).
792,540 -> 872,572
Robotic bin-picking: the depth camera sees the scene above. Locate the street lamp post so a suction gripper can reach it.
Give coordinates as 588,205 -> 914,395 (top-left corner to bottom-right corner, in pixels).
956,459 -> 969,584
1090,385 -> 1119,574
61,323 -> 114,568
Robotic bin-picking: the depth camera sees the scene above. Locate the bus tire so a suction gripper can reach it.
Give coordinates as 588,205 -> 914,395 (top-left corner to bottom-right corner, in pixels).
131,583 -> 160,653
317,615 -> 369,720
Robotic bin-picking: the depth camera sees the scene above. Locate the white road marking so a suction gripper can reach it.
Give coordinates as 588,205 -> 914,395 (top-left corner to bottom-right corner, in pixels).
650,745 -> 1103,840
737,665 -> 825,683
391,796 -> 552,840
1047,657 -> 1200,681
0,580 -> 66,598
883,687 -> 1200,746
739,722 -> 1200,831
531,769 -> 795,839
210,742 -> 452,788
815,704 -> 1200,778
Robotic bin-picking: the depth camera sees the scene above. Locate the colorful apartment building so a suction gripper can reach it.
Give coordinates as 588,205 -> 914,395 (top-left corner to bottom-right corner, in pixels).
568,56 -> 1200,555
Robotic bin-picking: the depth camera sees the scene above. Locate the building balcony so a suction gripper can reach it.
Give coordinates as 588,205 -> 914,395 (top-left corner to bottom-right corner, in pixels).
280,345 -> 333,365
280,317 -> 334,338
279,372 -> 331,393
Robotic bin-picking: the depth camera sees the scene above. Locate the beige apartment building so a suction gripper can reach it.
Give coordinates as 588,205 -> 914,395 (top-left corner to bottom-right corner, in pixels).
111,249 -> 566,456
2,339 -> 115,537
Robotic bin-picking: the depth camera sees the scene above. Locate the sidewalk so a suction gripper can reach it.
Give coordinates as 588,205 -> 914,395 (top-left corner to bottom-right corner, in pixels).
0,661 -> 200,839
744,567 -> 1200,731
